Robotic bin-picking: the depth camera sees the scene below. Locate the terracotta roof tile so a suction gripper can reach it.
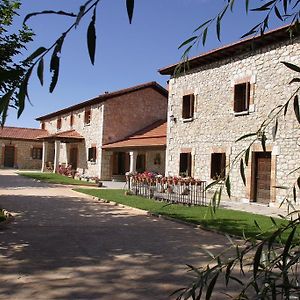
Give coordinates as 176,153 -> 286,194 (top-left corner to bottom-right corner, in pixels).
38,130 -> 84,141
102,120 -> 167,149
0,126 -> 48,141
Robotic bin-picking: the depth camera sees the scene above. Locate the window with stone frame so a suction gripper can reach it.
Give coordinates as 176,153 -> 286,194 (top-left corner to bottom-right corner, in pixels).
32,147 -> 43,160
70,114 -> 74,127
210,152 -> 226,179
179,152 -> 192,177
57,117 -> 62,130
182,94 -> 195,119
84,108 -> 91,125
88,147 -> 97,162
41,122 -> 45,130
234,82 -> 250,113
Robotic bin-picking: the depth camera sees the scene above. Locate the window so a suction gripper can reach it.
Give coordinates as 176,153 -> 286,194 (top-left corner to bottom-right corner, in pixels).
234,82 -> 250,113
211,153 -> 226,179
57,118 -> 62,130
84,108 -> 91,125
179,153 -> 192,177
41,122 -> 45,130
182,94 -> 195,119
32,148 -> 42,160
88,147 -> 97,162
70,114 -> 74,127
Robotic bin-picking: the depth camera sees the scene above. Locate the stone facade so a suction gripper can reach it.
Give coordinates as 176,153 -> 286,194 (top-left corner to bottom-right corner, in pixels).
38,83 -> 168,179
164,37 -> 300,204
0,140 -> 44,169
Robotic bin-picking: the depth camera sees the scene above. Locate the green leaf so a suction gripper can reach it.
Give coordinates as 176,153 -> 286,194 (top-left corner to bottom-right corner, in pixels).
75,5 -> 85,27
0,90 -> 14,126
272,118 -> 278,141
245,0 -> 249,13
225,260 -> 234,286
283,227 -> 296,266
245,147 -> 250,166
178,36 -> 197,49
283,100 -> 289,116
49,33 -> 66,93
293,95 -> 300,123
205,180 -> 219,191
216,15 -> 221,41
240,24 -> 260,38
236,132 -> 257,142
254,220 -> 262,231
24,47 -> 47,63
87,7 -> 96,65
253,242 -> 264,278
225,176 -> 231,198
281,61 -> 300,73
240,159 -> 246,186
126,0 -> 134,24
24,10 -> 76,24
37,57 -> 44,86
206,273 -> 219,300
289,78 -> 300,84
17,66 -> 34,118
261,132 -> 267,152
274,6 -> 283,21
193,19 -> 211,33
283,0 -> 287,14
293,186 -> 297,202
202,27 -> 208,46
251,0 -> 276,11
230,0 -> 235,11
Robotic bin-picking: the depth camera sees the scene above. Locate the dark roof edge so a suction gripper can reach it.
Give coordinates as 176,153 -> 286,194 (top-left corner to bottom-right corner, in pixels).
158,24 -> 299,75
36,81 -> 168,121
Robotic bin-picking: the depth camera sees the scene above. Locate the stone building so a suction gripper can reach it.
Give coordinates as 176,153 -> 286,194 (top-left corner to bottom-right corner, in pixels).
0,127 -> 47,169
36,82 -> 168,180
159,26 -> 300,205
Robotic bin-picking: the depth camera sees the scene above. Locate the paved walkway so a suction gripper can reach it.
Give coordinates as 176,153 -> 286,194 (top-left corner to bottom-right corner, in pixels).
0,170 -> 237,300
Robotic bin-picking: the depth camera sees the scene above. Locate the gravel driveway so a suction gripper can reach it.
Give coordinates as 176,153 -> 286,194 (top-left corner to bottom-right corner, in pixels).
0,170 -> 233,300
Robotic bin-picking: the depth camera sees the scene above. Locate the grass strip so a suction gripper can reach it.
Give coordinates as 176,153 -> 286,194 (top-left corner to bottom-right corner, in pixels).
18,172 -> 96,186
74,188 -> 292,240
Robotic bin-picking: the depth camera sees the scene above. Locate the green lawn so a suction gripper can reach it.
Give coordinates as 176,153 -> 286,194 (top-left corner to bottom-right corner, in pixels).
19,172 -> 96,186
74,188 -> 292,240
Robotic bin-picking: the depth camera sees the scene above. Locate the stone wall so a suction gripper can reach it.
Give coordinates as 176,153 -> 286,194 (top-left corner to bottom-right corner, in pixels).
41,103 -> 104,177
39,86 -> 168,180
0,140 -> 43,169
102,88 -> 167,144
166,37 -> 300,204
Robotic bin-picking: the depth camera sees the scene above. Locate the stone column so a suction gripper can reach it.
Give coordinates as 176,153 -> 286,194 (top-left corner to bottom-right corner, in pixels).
41,141 -> 48,172
129,151 -> 137,173
53,140 -> 60,173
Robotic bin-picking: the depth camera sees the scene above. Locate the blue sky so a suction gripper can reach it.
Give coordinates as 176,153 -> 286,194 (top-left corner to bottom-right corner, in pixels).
7,0 -> 284,128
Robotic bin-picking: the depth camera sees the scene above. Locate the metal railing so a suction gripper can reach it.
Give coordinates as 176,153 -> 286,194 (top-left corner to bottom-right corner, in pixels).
127,176 -> 207,206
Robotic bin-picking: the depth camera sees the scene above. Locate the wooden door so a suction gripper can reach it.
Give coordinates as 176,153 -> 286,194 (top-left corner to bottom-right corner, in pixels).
4,146 -> 15,168
69,148 -> 78,170
254,152 -> 271,204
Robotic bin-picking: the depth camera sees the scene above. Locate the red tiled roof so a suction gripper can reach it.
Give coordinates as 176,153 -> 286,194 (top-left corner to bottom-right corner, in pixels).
102,120 -> 167,149
159,25 -> 299,75
0,126 -> 48,141
36,81 -> 168,121
38,130 -> 84,141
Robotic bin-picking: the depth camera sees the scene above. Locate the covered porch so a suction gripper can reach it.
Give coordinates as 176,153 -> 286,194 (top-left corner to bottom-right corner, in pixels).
102,120 -> 167,181
38,130 -> 85,173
